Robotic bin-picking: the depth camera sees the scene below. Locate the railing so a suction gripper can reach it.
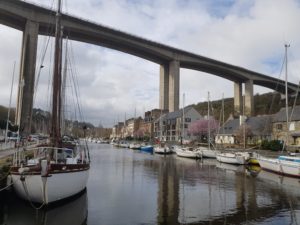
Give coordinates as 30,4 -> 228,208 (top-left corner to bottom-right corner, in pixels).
0,142 -> 15,150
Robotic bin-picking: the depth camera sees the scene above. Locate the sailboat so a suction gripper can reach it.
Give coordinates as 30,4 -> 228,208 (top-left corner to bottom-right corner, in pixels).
216,94 -> 251,165
176,94 -> 202,159
9,0 -> 90,205
258,44 -> 300,178
198,92 -> 220,158
154,111 -> 172,154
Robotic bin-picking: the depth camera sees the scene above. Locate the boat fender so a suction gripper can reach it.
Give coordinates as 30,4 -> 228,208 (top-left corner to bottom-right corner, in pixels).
41,160 -> 49,177
18,167 -> 30,174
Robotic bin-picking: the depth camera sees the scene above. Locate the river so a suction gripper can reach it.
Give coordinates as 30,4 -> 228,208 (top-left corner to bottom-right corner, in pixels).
0,143 -> 299,225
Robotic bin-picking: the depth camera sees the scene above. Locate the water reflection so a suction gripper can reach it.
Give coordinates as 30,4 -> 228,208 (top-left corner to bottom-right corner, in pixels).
0,190 -> 87,225
1,144 -> 300,224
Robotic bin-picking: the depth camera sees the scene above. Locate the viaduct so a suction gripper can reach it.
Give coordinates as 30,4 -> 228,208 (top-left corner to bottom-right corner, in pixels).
0,0 -> 298,135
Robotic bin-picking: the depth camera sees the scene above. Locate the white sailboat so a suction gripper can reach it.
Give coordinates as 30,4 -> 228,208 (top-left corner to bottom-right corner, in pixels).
216,151 -> 251,165
154,111 -> 172,154
10,0 -> 90,205
216,92 -> 252,165
258,44 -> 300,177
198,92 -> 220,158
176,146 -> 202,159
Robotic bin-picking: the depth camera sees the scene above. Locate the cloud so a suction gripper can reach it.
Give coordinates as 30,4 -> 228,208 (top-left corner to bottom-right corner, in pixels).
0,0 -> 300,127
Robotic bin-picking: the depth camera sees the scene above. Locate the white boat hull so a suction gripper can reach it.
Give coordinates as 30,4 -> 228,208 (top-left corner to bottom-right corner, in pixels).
199,148 -> 219,158
258,157 -> 300,178
154,146 -> 172,154
11,169 -> 89,204
216,152 -> 249,165
176,148 -> 201,159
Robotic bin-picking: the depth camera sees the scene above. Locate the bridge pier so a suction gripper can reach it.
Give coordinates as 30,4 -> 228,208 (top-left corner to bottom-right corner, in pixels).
159,64 -> 169,110
168,60 -> 180,112
233,80 -> 254,117
159,60 -> 180,112
245,79 -> 254,116
234,82 -> 242,116
15,20 -> 39,136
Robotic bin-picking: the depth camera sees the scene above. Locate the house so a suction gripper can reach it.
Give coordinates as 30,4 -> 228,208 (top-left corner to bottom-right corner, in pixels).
139,109 -> 168,140
215,115 -> 272,145
154,106 -> 202,143
272,105 -> 300,146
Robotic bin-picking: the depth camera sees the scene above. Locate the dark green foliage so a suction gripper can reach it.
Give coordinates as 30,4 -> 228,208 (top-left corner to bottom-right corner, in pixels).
261,139 -> 283,151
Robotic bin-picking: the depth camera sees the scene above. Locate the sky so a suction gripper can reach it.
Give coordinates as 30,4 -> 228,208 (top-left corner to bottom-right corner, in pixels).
0,0 -> 300,127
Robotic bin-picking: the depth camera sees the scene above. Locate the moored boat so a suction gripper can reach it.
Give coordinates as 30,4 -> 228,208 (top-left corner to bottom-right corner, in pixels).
154,143 -> 172,154
176,147 -> 202,159
140,145 -> 153,153
129,143 -> 141,149
198,147 -> 220,158
9,0 -> 90,205
10,144 -> 90,204
216,152 -> 250,165
258,155 -> 300,178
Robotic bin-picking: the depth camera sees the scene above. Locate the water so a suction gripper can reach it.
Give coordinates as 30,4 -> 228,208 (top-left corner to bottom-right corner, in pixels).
1,144 -> 300,225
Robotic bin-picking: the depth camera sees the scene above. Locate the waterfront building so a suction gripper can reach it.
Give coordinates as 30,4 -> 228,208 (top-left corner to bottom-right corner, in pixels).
139,109 -> 168,140
215,115 -> 273,145
123,117 -> 143,138
111,122 -> 124,140
154,106 -> 202,143
272,105 -> 300,146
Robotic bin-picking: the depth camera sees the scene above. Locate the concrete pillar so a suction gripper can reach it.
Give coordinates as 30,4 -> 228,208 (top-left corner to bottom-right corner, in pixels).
15,20 -> 39,136
234,82 -> 242,116
245,79 -> 254,116
159,64 -> 169,110
168,60 -> 180,112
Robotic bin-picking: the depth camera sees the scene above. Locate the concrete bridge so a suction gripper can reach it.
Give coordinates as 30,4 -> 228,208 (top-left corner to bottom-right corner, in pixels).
0,0 -> 298,135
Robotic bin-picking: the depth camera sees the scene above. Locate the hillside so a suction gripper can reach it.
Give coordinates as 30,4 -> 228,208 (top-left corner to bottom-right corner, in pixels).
0,106 -> 94,134
190,92 -> 300,121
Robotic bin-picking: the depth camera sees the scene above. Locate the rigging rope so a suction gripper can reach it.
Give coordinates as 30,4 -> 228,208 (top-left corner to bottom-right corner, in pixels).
0,182 -> 13,192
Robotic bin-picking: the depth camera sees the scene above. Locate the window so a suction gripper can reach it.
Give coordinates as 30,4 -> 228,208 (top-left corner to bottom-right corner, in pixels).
276,124 -> 283,131
185,118 -> 191,122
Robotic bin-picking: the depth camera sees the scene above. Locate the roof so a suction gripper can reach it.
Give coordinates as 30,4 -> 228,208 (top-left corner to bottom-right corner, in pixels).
219,115 -> 272,136
154,106 -> 198,123
273,105 -> 300,122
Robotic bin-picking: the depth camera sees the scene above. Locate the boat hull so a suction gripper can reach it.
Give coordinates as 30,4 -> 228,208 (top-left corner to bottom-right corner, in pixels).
216,153 -> 248,165
154,146 -> 172,154
176,148 -> 201,159
140,146 -> 153,153
11,167 -> 89,204
258,157 -> 300,178
199,148 -> 219,158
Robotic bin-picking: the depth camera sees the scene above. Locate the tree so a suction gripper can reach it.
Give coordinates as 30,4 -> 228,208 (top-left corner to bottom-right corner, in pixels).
187,119 -> 219,142
134,128 -> 145,139
234,124 -> 253,147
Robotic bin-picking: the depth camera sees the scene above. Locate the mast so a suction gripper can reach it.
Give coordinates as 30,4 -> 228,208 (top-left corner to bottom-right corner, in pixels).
182,93 -> 185,145
284,44 -> 290,149
51,0 -> 63,147
243,95 -> 246,149
208,92 -> 210,150
61,37 -> 68,135
222,93 -> 224,133
5,62 -> 16,145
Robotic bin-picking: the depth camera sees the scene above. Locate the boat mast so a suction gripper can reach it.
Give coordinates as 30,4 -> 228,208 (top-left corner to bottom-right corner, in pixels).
51,0 -> 63,147
208,92 -> 210,150
61,37 -> 68,135
5,62 -> 16,145
182,93 -> 185,145
284,44 -> 290,149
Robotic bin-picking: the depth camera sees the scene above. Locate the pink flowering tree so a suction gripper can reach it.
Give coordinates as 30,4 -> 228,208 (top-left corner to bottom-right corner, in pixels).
187,118 -> 219,142
134,128 -> 145,139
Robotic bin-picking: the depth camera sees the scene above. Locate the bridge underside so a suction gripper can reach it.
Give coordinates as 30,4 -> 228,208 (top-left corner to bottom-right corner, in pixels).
0,0 -> 298,134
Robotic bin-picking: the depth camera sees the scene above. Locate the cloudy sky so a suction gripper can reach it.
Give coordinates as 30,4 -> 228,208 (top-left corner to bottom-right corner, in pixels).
0,0 -> 300,127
